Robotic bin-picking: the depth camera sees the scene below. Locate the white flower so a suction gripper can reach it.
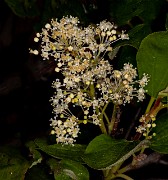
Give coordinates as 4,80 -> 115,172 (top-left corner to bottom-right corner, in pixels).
29,49 -> 39,55
55,67 -> 60,72
34,37 -> 39,42
30,16 -> 150,145
45,23 -> 51,29
50,116 -> 80,145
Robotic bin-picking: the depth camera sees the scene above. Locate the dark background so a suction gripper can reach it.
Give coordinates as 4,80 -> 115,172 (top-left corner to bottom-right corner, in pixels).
1,0 -> 168,179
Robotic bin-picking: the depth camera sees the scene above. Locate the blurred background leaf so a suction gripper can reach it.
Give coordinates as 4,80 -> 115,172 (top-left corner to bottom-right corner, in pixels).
108,0 -> 164,26
0,145 -> 30,180
4,0 -> 40,17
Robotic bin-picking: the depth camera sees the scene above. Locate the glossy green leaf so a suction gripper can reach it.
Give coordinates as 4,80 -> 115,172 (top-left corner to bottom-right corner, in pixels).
83,134 -> 138,169
136,31 -> 168,98
35,138 -> 86,162
150,113 -> 168,154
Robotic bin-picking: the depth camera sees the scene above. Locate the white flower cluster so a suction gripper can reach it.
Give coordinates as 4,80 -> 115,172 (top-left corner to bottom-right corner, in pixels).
50,116 -> 80,144
136,114 -> 156,139
30,16 -> 149,145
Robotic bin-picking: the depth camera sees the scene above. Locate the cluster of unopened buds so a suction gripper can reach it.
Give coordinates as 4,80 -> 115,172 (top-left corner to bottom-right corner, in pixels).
30,16 -> 149,145
136,114 -> 156,139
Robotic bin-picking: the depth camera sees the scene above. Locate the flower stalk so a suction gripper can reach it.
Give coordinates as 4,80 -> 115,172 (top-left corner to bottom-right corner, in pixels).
108,104 -> 117,134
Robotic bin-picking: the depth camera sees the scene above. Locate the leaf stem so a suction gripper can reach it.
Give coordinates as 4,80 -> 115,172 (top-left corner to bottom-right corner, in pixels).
118,164 -> 131,174
115,173 -> 134,180
145,96 -> 155,113
103,111 -> 110,124
98,109 -> 107,134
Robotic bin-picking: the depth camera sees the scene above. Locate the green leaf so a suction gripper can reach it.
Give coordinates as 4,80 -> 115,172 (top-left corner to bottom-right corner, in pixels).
83,134 -> 138,169
109,0 -> 164,26
0,146 -> 30,180
35,138 -> 86,163
136,31 -> 168,98
60,160 -> 89,180
55,173 -> 72,180
48,158 -> 89,180
150,113 -> 168,154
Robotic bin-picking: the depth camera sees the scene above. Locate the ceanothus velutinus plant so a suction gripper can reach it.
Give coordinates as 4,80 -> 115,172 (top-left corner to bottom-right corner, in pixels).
30,16 -> 168,180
